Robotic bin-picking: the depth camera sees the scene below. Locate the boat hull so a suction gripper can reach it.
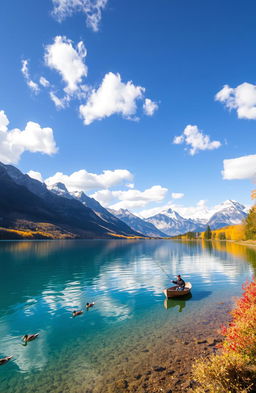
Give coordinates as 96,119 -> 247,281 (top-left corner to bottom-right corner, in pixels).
163,282 -> 192,298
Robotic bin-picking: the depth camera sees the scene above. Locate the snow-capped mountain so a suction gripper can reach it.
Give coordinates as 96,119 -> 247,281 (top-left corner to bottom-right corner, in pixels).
145,200 -> 247,235
145,208 -> 206,236
45,181 -> 248,237
108,208 -> 168,237
48,183 -> 143,236
47,182 -> 74,199
207,200 -> 247,229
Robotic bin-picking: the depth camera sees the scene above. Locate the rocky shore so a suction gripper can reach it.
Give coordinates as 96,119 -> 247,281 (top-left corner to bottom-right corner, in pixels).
106,301 -> 232,393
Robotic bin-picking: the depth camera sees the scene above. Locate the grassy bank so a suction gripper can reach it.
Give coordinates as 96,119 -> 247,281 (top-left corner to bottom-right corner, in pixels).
190,278 -> 256,393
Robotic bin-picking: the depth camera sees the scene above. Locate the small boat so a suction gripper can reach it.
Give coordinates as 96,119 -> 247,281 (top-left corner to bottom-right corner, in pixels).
164,292 -> 192,310
22,333 -> 39,343
163,282 -> 192,298
0,356 -> 12,366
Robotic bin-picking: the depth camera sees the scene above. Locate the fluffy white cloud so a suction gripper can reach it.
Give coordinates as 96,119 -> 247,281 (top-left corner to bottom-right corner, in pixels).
143,98 -> 158,116
27,170 -> 43,182
0,110 -> 9,132
0,110 -> 57,164
45,169 -> 133,191
222,154 -> 256,180
173,125 -> 221,155
215,82 -> 256,119
21,60 -> 40,94
79,72 -> 145,125
171,193 -> 184,199
51,0 -> 108,32
45,36 -> 87,95
39,76 -> 50,87
92,185 -> 168,210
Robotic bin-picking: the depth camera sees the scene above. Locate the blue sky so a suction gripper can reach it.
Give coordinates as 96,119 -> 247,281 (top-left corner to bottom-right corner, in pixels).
0,0 -> 255,218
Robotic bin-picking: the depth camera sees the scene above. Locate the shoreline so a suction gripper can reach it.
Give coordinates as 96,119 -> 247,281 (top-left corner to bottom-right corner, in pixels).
106,301 -> 232,393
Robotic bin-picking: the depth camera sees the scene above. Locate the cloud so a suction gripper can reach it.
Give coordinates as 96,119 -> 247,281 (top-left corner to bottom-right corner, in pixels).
27,170 -> 43,182
39,76 -> 50,87
21,60 -> 40,94
0,110 -> 9,132
51,0 -> 108,32
215,82 -> 256,119
171,193 -> 184,199
173,125 -> 221,155
49,91 -> 70,109
79,72 -> 146,125
45,36 -> 88,96
0,110 -> 57,164
143,98 -> 158,116
45,169 -> 133,192
222,154 -> 256,180
92,185 -> 168,210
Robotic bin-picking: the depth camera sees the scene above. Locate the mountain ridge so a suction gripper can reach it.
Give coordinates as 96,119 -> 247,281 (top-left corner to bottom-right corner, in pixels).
0,163 -> 143,239
108,208 -> 168,237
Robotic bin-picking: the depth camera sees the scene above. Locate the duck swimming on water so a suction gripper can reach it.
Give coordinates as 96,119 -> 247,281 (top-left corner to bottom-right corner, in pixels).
86,302 -> 95,309
72,310 -> 83,317
0,356 -> 12,366
22,334 -> 39,343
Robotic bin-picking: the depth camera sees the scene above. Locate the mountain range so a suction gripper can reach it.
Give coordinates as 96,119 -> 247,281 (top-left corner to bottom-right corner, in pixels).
0,161 -> 248,239
0,163 -> 141,239
110,200 -> 247,237
107,208 -> 168,237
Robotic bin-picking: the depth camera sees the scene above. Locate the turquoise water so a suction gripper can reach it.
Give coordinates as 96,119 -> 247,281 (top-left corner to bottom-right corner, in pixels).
0,239 -> 255,393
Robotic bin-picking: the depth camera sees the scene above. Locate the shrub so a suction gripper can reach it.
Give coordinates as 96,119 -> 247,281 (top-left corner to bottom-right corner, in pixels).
192,352 -> 256,393
191,278 -> 256,393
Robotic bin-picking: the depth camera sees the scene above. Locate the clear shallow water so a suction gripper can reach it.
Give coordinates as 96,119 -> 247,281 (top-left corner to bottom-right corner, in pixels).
0,239 -> 255,393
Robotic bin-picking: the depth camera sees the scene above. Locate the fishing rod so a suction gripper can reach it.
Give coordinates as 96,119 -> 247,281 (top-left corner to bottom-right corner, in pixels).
153,259 -> 173,281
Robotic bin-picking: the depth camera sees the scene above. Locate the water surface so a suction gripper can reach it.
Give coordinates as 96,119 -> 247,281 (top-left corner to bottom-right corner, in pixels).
0,239 -> 255,393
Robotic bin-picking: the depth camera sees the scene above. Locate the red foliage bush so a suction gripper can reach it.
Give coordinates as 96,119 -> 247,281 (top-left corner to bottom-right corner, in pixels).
221,277 -> 256,360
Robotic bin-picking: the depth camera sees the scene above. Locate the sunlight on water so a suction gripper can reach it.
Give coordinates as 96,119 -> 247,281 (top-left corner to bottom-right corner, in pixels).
0,239 -> 255,393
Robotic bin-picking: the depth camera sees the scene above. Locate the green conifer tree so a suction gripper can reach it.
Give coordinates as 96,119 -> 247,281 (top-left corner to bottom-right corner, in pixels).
204,225 -> 212,240
245,206 -> 256,240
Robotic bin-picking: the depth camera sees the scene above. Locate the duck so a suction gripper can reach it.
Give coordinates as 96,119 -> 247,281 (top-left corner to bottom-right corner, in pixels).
86,302 -> 95,309
72,310 -> 83,317
0,356 -> 12,366
22,333 -> 39,343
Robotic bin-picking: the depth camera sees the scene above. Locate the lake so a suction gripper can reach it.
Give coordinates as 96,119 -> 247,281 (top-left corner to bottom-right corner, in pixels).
0,239 -> 255,393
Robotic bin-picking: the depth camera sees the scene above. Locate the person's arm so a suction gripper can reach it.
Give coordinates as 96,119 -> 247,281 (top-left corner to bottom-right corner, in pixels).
172,280 -> 177,284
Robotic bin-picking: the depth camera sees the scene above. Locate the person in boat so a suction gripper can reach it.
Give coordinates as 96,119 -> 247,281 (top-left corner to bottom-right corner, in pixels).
172,275 -> 185,291
72,310 -> 83,317
86,302 -> 95,309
